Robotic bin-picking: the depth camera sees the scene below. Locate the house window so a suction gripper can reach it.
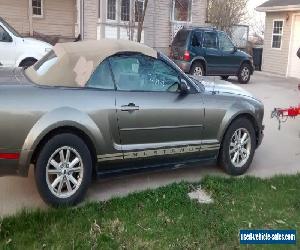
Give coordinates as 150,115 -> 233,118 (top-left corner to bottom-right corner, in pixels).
32,0 -> 43,17
172,0 -> 192,22
135,0 -> 144,22
272,20 -> 283,49
121,0 -> 130,21
107,0 -> 116,20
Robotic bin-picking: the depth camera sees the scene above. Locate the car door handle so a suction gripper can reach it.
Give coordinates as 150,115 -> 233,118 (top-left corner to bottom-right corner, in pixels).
121,103 -> 140,111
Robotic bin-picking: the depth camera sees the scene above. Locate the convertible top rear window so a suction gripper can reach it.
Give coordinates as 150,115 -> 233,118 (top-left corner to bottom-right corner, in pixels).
34,50 -> 58,76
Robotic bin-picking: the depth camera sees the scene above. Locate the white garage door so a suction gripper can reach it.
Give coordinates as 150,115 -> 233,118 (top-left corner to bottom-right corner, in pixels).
288,15 -> 300,79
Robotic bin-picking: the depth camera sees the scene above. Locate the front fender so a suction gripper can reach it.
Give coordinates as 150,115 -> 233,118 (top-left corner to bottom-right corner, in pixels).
18,107 -> 105,176
217,100 -> 257,143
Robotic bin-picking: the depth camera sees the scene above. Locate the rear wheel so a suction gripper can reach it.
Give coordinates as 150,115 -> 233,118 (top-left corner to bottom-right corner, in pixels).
35,133 -> 92,206
190,62 -> 205,76
238,63 -> 251,84
218,118 -> 256,176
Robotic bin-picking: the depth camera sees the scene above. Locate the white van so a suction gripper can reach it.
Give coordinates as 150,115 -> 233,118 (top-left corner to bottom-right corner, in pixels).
0,17 -> 52,68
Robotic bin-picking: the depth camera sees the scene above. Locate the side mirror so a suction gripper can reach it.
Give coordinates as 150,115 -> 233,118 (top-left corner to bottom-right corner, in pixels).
178,79 -> 190,95
233,46 -> 238,53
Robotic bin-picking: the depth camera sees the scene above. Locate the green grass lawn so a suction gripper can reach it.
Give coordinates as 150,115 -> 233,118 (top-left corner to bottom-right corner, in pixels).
0,175 -> 299,249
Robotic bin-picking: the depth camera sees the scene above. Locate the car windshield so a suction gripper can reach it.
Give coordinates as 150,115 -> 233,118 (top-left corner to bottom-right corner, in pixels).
172,30 -> 190,47
0,17 -> 22,38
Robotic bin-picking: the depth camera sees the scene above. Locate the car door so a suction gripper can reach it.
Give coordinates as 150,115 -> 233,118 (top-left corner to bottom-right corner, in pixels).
0,25 -> 15,67
110,53 -> 205,165
218,32 -> 240,74
202,31 -> 222,75
190,31 -> 205,57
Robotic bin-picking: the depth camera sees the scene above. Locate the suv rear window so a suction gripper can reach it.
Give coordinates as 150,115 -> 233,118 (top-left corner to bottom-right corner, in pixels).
172,30 -> 190,47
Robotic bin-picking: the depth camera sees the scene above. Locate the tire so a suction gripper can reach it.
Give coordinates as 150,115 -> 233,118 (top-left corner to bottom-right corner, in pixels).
35,133 -> 93,207
19,58 -> 37,69
221,76 -> 229,80
238,63 -> 251,84
218,118 -> 256,176
190,62 -> 205,76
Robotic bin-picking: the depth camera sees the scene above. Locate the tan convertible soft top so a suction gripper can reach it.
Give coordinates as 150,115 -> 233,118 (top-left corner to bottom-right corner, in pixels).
25,39 -> 158,87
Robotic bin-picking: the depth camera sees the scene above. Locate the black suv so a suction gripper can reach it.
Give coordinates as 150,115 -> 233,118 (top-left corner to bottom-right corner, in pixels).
171,27 -> 254,84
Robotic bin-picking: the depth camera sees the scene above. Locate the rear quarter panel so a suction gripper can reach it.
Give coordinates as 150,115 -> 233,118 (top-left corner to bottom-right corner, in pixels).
0,85 -> 118,176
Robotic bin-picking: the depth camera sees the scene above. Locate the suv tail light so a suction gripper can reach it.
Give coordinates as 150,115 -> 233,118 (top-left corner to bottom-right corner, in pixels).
183,51 -> 191,61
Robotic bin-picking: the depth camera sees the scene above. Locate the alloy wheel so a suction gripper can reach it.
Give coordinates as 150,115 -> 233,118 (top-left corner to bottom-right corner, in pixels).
193,66 -> 203,76
241,67 -> 250,81
229,128 -> 251,168
46,146 -> 84,199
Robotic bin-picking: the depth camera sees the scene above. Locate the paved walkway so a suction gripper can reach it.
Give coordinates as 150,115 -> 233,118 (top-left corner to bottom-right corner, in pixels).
0,72 -> 299,217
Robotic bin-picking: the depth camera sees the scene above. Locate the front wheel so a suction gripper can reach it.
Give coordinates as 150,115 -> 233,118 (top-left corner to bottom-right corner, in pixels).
35,133 -> 93,206
238,64 -> 251,84
218,118 -> 256,176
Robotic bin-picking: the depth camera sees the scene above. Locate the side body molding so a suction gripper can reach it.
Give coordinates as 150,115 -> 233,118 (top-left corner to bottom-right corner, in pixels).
18,107 -> 104,176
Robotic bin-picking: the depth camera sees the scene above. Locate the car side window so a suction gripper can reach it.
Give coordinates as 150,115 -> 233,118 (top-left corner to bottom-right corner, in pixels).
109,54 -> 180,92
86,59 -> 115,90
192,31 -> 202,47
203,32 -> 218,49
219,32 -> 235,51
0,25 -> 12,42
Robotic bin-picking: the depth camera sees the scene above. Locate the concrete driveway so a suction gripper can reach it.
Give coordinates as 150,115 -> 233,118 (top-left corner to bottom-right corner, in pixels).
0,72 -> 299,217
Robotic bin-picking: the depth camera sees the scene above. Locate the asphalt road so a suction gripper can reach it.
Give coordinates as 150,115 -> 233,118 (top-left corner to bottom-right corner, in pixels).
0,72 -> 299,217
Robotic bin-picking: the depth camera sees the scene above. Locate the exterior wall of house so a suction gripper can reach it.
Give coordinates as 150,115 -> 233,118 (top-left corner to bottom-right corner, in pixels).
262,11 -> 298,76
0,0 -> 76,38
83,0 -> 97,40
0,0 -> 30,35
95,0 -> 207,54
145,0 -> 208,54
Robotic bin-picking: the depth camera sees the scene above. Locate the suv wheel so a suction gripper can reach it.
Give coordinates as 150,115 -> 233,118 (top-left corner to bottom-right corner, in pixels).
190,62 -> 204,76
35,133 -> 93,206
218,118 -> 256,176
238,64 -> 251,84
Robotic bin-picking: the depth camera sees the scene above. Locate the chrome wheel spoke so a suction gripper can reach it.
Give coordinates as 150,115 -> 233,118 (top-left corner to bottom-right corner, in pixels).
66,178 -> 72,193
68,175 -> 78,186
59,150 -> 65,163
65,149 -> 70,163
47,169 -> 61,174
69,157 -> 80,169
52,176 -> 63,189
57,178 -> 64,194
50,159 -> 60,169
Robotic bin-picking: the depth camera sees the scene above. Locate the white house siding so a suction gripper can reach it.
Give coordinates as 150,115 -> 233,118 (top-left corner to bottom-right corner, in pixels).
0,0 -> 30,35
33,0 -> 76,37
262,11 -> 297,76
0,0 -> 76,38
145,0 -> 207,54
95,0 -> 207,54
83,0 -> 98,40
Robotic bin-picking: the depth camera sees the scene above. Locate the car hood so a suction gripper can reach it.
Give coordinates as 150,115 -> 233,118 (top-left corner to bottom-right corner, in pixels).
23,37 -> 52,49
189,75 -> 257,100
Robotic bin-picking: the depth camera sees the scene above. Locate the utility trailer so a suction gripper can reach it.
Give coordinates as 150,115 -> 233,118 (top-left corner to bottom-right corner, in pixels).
271,84 -> 300,129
